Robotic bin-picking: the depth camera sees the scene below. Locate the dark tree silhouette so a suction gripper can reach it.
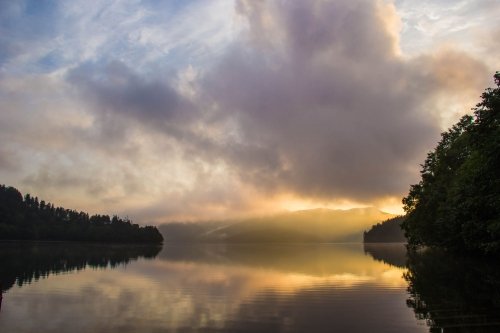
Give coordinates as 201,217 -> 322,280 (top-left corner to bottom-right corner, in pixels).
402,72 -> 500,254
363,216 -> 406,243
0,185 -> 163,243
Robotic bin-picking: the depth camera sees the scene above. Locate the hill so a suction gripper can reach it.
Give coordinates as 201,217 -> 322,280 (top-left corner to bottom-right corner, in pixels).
363,216 -> 406,243
0,185 -> 163,243
160,207 -> 394,243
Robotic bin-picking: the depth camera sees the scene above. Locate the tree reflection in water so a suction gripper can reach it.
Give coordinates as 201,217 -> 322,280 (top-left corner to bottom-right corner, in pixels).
364,243 -> 500,332
363,243 -> 407,268
405,248 -> 500,333
0,242 -> 161,296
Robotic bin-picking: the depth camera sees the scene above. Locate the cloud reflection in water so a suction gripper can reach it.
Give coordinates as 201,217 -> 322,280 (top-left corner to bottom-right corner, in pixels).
0,243 -> 426,332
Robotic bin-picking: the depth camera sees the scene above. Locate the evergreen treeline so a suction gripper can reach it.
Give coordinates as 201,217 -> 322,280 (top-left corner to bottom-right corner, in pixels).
363,216 -> 406,243
0,185 -> 163,243
402,72 -> 500,254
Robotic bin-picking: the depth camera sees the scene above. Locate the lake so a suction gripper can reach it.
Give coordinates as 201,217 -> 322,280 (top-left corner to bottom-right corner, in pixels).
1,242 -> 499,332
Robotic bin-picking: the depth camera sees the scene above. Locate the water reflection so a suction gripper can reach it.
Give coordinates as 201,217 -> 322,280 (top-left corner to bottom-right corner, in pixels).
0,242 -> 425,332
152,244 -> 419,332
3,242 -> 499,332
405,248 -> 500,332
161,243 -> 406,278
363,243 -> 407,268
0,241 -> 161,293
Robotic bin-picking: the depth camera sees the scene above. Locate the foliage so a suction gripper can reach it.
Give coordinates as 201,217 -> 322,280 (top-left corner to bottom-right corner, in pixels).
363,216 -> 406,243
402,72 -> 500,254
0,185 -> 163,243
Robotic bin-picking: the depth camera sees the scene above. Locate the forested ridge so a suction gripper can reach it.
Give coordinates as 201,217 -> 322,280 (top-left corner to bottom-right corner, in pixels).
402,72 -> 500,254
0,185 -> 163,243
363,216 -> 406,243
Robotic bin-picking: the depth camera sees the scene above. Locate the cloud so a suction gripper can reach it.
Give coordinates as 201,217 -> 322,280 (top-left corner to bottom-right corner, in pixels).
411,48 -> 491,127
0,146 -> 19,172
0,0 -> 237,76
192,0 -> 493,203
196,0 -> 441,200
64,0 -> 496,217
1,0 -> 498,222
396,0 -> 500,58
68,61 -> 187,128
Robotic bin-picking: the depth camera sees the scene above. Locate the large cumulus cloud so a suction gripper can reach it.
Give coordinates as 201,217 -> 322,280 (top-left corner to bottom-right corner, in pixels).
198,0 -> 493,201
68,0 -> 492,210
198,0 -> 437,200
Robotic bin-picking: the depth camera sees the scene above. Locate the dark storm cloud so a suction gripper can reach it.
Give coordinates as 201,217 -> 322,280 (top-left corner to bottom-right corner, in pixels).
200,0 -> 445,200
67,59 -> 283,171
67,61 -> 188,128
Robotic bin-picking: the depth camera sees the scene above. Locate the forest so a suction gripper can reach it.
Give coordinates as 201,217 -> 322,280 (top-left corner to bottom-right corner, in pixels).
0,185 -> 163,243
363,216 -> 406,243
402,72 -> 500,254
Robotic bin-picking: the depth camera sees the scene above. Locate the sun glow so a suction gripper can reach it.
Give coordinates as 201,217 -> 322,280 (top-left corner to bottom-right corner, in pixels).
262,194 -> 369,213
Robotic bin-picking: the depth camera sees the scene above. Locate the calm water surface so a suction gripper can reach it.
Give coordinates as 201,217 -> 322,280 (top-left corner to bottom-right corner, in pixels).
0,242 -> 499,332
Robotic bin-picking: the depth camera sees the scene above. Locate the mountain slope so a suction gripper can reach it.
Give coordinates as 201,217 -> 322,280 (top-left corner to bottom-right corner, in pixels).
160,208 -> 394,243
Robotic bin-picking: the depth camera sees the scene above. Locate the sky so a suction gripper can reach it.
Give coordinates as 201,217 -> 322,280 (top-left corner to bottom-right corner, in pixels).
0,0 -> 499,224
